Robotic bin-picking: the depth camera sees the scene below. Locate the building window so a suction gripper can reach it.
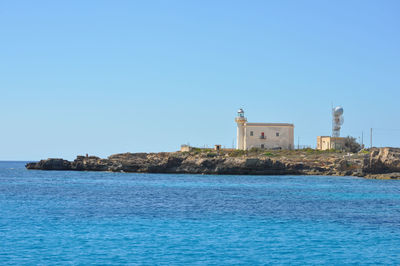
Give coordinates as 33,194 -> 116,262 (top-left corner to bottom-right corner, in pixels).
276,132 -> 279,137
250,131 -> 253,136
261,144 -> 265,149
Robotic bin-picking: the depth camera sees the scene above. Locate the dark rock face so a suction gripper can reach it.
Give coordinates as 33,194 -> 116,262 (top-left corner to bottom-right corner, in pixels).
25,148 -> 400,178
26,159 -> 71,170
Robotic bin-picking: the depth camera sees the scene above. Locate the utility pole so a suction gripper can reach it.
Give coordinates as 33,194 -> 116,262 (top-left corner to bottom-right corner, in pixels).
297,136 -> 300,150
361,131 -> 364,148
370,128 -> 373,148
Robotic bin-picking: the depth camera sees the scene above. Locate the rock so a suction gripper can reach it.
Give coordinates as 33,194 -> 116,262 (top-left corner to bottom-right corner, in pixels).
25,148 -> 400,179
363,147 -> 400,174
365,172 -> 400,180
26,158 -> 71,170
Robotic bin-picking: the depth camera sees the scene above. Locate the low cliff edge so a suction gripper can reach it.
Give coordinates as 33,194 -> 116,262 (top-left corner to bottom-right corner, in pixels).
26,148 -> 400,179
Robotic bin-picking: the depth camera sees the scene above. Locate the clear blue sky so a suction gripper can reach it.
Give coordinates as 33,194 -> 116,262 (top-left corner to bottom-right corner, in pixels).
1,0 -> 399,160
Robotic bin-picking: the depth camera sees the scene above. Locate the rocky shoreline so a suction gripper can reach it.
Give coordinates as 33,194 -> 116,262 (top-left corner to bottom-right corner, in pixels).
25,147 -> 400,179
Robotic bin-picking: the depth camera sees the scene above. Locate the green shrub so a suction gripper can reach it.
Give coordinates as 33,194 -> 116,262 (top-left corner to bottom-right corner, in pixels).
228,150 -> 247,157
326,149 -> 339,153
264,152 -> 275,157
249,147 -> 262,153
304,148 -> 319,154
344,136 -> 362,153
190,148 -> 213,154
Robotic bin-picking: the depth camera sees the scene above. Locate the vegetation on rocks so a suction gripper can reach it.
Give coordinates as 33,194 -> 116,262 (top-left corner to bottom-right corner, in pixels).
26,148 -> 400,179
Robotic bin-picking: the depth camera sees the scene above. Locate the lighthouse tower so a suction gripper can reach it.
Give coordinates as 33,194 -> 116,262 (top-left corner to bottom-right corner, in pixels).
235,108 -> 247,150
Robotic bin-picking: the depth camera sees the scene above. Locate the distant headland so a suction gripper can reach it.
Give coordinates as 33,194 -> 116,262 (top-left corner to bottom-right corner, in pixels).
26,108 -> 399,179
26,147 -> 400,180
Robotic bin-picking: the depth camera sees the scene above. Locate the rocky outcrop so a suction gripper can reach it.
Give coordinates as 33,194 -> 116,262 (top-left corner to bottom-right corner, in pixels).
25,148 -> 400,178
26,158 -> 71,170
363,147 -> 400,174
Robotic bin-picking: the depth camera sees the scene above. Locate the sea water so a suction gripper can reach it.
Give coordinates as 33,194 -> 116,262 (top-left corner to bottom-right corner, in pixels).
1,161 -> 400,265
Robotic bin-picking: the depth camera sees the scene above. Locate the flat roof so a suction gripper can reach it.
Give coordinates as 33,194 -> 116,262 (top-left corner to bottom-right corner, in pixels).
318,136 -> 346,140
245,123 -> 294,127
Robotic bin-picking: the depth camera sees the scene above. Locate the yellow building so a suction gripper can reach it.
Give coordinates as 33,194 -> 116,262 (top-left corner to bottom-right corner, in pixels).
317,136 -> 346,150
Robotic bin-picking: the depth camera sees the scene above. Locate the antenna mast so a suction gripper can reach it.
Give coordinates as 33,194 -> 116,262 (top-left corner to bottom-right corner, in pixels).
332,106 -> 344,137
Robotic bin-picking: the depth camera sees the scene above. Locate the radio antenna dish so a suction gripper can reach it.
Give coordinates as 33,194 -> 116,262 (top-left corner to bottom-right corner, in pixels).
332,106 -> 344,137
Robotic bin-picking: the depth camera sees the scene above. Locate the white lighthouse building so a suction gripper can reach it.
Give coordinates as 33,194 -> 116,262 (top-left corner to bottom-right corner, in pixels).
235,109 -> 294,150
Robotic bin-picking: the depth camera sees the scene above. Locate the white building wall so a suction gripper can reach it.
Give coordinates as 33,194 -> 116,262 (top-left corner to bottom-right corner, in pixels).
236,123 -> 245,150
243,124 -> 294,150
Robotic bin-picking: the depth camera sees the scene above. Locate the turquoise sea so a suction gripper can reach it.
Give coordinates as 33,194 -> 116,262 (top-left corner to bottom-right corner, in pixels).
1,161 -> 400,264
